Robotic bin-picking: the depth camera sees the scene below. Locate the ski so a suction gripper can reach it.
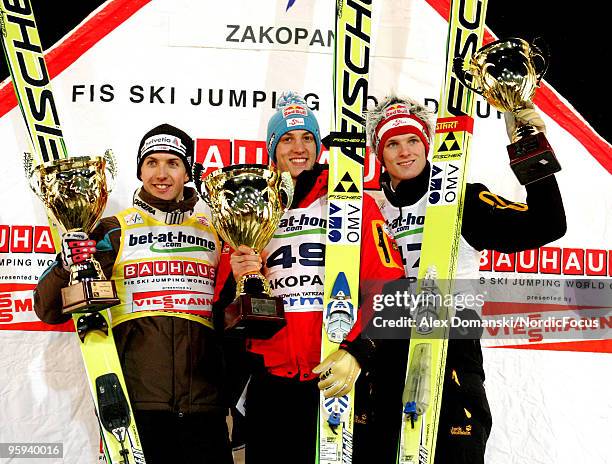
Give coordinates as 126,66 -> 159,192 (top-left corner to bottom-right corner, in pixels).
0,2 -> 145,463
397,0 -> 488,463
318,1 -> 372,463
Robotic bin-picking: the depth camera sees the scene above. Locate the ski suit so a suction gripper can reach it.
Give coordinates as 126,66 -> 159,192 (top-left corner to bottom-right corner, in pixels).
214,163 -> 405,464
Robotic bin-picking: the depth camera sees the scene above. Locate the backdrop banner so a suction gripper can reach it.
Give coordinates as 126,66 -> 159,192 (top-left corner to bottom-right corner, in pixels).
0,1 -> 610,463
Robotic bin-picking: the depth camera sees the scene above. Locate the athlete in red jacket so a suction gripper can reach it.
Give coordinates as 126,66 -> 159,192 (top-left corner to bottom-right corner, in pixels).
214,91 -> 404,463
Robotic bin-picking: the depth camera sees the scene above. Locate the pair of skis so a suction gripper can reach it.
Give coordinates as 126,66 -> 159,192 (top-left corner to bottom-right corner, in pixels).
398,0 -> 488,463
320,0 -> 488,463
0,2 -> 144,463
319,0 -> 372,463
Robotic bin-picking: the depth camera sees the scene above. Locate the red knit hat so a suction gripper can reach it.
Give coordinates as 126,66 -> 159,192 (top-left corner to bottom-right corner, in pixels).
373,103 -> 431,162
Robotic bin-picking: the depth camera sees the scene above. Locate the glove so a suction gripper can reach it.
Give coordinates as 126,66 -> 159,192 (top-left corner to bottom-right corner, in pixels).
60,232 -> 96,271
312,349 -> 361,398
504,102 -> 546,143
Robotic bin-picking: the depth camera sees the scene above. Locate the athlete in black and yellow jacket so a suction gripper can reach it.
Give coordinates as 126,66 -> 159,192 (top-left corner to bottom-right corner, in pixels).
353,95 -> 566,464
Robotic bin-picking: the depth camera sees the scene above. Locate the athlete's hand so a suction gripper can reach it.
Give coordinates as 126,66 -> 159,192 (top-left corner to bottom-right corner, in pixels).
60,232 -> 96,271
230,245 -> 263,281
504,102 -> 547,142
313,349 -> 361,398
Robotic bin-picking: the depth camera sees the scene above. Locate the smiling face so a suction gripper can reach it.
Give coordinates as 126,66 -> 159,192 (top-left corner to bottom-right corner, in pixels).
140,152 -> 189,201
273,129 -> 317,182
382,133 -> 428,188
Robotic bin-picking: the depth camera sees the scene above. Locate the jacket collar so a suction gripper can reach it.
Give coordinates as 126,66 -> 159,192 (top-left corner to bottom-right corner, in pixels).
292,163 -> 328,208
380,161 -> 430,207
132,186 -> 199,224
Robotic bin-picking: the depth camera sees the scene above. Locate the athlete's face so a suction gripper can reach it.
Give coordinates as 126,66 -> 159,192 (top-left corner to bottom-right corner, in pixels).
140,153 -> 189,201
274,130 -> 317,182
382,133 -> 427,188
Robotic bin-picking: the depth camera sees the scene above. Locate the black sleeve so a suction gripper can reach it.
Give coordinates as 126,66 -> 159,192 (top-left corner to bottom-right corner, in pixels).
461,176 -> 566,253
211,272 -> 237,333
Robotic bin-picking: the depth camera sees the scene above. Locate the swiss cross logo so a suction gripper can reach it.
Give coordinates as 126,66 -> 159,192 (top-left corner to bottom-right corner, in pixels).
0,225 -> 55,254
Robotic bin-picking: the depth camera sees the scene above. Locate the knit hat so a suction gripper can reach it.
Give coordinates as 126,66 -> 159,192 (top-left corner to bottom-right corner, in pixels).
266,91 -> 321,163
366,96 -> 434,165
136,123 -> 194,180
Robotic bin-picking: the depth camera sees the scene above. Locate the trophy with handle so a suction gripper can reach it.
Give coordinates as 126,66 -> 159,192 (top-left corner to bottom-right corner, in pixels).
454,37 -> 561,184
24,150 -> 121,314
194,163 -> 293,339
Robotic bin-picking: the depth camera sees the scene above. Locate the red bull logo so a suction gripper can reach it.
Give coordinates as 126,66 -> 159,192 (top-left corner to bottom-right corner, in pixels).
384,104 -> 410,118
282,104 -> 308,118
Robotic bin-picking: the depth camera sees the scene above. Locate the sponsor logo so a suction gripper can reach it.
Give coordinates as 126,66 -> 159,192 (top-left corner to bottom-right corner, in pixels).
282,105 -> 308,118
389,212 -> 425,231
433,128 -> 465,162
132,291 -> 213,312
124,260 -> 216,279
127,231 -> 216,253
134,197 -> 156,215
384,104 -> 410,118
335,0 -> 371,167
478,191 -> 527,211
277,214 -> 326,233
480,247 -> 612,276
328,201 -> 361,244
446,0 -> 485,117
0,287 -> 35,323
124,212 -> 144,226
332,171 -> 359,194
0,225 -> 55,254
1,0 -> 64,162
283,294 -> 324,309
287,117 -> 304,127
428,163 -> 460,205
141,134 -> 185,155
450,425 -> 472,436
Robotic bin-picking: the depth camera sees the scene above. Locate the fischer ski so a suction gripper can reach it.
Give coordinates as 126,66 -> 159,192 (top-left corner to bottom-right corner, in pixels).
318,1 -> 372,463
0,2 -> 145,463
397,0 -> 488,463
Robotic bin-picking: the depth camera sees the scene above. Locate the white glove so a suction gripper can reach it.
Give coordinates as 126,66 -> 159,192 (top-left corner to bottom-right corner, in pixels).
60,232 -> 96,271
504,102 -> 546,143
312,349 -> 361,398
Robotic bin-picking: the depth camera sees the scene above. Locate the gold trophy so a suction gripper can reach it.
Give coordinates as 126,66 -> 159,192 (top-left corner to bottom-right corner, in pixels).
454,37 -> 561,184
194,163 -> 293,339
24,151 -> 120,314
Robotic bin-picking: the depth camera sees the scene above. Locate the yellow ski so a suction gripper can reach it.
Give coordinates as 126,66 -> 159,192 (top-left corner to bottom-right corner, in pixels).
398,0 -> 488,463
0,2 -> 145,462
318,1 -> 372,463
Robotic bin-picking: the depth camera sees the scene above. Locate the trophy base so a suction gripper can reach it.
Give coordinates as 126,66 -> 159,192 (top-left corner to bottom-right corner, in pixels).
225,294 -> 286,339
507,132 -> 561,185
61,280 -> 120,315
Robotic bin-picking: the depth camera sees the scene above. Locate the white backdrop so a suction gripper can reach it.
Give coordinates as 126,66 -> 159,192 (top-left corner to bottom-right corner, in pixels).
0,1 -> 610,463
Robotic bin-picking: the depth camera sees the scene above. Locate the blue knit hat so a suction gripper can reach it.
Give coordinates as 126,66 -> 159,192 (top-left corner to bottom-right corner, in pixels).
266,91 -> 321,163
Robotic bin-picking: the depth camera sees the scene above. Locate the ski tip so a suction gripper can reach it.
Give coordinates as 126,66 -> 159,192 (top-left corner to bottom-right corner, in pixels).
330,272 -> 351,299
